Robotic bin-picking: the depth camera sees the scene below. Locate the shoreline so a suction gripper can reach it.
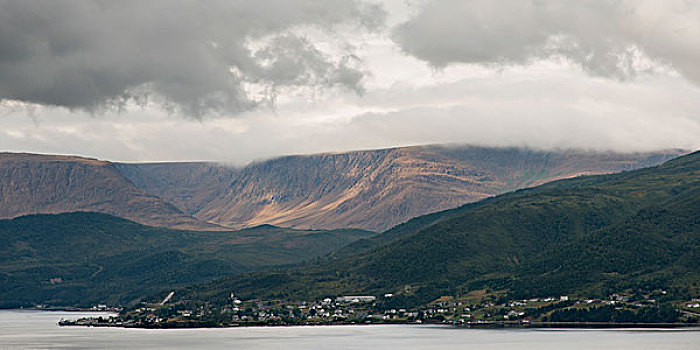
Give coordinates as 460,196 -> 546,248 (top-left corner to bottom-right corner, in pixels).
6,308 -> 697,330
1,307 -> 121,313
57,319 -> 700,330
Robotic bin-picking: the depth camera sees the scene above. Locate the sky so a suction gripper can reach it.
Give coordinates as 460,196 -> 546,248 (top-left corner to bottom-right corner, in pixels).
1,0 -> 700,164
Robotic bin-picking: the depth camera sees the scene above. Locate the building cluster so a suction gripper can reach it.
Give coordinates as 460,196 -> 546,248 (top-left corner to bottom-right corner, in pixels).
61,288 -> 699,328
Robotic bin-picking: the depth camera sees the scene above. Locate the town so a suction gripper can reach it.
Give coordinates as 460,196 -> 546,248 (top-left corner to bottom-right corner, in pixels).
60,289 -> 700,328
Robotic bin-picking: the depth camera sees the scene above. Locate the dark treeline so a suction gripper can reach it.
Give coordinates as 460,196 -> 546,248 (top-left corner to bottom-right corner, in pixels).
547,304 -> 680,323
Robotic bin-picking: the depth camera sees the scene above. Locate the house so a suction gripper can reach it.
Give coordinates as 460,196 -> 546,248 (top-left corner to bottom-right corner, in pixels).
336,295 -> 376,303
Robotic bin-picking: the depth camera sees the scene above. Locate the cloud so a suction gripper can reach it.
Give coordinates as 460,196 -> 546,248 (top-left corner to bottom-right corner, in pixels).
393,0 -> 700,84
2,1 -> 699,162
3,64 -> 699,164
0,0 -> 384,116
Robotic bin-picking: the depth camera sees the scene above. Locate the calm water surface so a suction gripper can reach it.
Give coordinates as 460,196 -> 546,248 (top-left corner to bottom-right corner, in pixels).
0,310 -> 698,350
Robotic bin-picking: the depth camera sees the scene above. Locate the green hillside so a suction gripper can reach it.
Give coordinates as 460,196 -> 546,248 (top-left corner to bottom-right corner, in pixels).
0,213 -> 374,308
183,151 -> 700,306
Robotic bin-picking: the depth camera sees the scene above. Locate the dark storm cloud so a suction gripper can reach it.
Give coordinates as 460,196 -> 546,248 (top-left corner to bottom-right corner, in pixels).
0,0 -> 384,116
394,0 -> 700,84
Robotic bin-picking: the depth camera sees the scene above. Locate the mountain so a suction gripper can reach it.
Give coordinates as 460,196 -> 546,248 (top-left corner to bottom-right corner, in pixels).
182,150 -> 700,306
114,162 -> 237,215
0,153 -> 219,230
0,212 -> 373,308
1,147 -> 682,232
121,145 -> 682,231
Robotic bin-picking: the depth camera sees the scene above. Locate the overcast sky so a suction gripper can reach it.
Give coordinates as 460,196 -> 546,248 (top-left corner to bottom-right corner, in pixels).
1,0 -> 699,164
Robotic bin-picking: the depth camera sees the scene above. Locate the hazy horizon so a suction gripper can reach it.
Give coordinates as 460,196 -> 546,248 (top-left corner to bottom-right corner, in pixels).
1,142 -> 693,167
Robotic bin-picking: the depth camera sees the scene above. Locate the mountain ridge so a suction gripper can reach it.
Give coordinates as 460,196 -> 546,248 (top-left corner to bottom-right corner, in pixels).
123,145 -> 684,231
0,153 -> 220,230
0,146 -> 684,232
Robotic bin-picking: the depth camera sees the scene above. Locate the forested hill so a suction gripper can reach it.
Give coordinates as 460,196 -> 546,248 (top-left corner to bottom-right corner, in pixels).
0,212 -> 373,308
183,150 -> 700,306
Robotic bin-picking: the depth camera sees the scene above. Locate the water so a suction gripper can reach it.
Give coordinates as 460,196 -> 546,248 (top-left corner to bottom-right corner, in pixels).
0,310 -> 698,350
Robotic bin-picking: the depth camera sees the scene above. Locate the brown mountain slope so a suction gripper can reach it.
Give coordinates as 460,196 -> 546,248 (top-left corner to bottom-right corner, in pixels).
0,153 -> 219,230
115,162 -> 238,215
184,145 -> 681,231
6,146 -> 679,233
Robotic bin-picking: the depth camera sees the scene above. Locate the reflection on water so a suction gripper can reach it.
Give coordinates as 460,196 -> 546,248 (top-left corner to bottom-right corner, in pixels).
0,310 -> 698,350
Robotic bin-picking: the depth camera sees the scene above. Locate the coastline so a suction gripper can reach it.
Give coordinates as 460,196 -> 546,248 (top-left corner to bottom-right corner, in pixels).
57,318 -> 700,330
16,306 -> 121,313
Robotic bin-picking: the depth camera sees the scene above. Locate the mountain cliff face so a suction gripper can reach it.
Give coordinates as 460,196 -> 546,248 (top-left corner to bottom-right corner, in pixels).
189,146 -> 680,231
0,153 -> 218,230
115,162 -> 237,215
1,146 -> 681,232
